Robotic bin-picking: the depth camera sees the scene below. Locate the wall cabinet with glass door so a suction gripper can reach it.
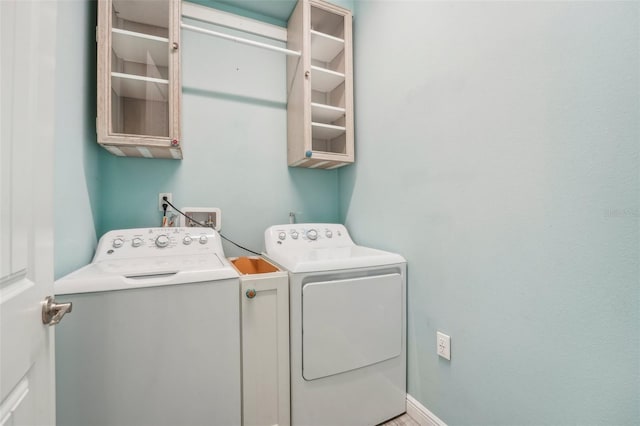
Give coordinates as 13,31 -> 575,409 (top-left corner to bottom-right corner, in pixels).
287,0 -> 354,169
97,0 -> 182,159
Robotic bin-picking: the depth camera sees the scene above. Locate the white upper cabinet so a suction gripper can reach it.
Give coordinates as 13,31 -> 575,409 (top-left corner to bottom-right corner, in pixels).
97,0 -> 182,159
287,0 -> 354,169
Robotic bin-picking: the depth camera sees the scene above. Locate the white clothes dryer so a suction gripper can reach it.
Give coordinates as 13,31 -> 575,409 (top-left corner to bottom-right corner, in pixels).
264,224 -> 407,426
55,227 -> 241,426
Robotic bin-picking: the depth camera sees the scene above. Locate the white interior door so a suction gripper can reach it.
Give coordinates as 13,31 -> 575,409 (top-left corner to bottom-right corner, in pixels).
0,0 -> 59,424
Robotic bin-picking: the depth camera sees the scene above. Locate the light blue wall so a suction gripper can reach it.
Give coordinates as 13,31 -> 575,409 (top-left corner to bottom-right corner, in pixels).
53,1 -> 639,423
98,18 -> 339,256
341,1 -> 639,424
54,0 -> 100,279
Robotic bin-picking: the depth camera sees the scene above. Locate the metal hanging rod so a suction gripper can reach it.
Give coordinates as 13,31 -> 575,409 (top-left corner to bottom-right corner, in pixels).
181,22 -> 301,57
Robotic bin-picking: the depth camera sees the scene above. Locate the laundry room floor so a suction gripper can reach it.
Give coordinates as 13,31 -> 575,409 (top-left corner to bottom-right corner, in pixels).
380,413 -> 420,426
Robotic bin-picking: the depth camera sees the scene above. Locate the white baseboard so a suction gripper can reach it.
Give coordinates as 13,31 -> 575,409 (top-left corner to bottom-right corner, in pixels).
406,394 -> 447,426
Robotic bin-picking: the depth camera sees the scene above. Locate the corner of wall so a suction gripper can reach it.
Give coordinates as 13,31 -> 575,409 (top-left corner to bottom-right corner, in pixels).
54,0 -> 101,279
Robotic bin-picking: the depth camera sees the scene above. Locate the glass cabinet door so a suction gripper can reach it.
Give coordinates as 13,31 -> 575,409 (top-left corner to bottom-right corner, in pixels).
109,0 -> 171,138
286,0 -> 353,168
309,4 -> 348,157
97,0 -> 181,159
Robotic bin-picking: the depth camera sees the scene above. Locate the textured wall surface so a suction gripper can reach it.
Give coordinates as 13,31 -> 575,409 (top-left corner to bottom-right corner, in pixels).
341,1 -> 639,424
54,0 -> 100,279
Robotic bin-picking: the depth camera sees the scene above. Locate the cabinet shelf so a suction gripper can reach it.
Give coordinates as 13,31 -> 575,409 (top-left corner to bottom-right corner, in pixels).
310,66 -> 344,92
311,102 -> 345,123
111,72 -> 168,101
112,28 -> 169,67
310,30 -> 344,63
287,0 -> 353,169
312,122 -> 346,140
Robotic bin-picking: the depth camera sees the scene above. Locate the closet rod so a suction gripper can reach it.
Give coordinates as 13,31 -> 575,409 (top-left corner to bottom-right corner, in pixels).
181,22 -> 301,57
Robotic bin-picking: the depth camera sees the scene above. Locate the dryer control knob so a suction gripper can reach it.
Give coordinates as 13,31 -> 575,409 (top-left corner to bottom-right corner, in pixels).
278,232 -> 286,241
112,238 -> 124,248
291,231 -> 299,239
307,229 -> 318,240
155,235 -> 170,248
183,235 -> 193,245
325,230 -> 333,238
131,237 -> 143,247
199,235 -> 208,245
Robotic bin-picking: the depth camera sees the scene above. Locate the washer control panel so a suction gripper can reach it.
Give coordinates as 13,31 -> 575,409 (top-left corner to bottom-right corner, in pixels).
95,227 -> 224,261
265,223 -> 354,254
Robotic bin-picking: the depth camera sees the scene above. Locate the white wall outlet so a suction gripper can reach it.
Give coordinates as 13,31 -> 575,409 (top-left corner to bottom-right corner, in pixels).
437,331 -> 451,360
158,193 -> 172,211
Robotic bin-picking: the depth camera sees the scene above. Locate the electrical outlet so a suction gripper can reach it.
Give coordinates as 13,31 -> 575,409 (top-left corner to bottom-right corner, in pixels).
158,193 -> 172,211
437,331 -> 451,360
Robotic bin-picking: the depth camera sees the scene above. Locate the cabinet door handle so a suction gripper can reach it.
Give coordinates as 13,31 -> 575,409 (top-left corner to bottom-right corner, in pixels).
246,289 -> 257,299
172,42 -> 179,50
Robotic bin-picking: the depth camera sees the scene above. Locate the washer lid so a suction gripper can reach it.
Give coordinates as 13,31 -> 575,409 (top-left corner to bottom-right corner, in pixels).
55,254 -> 238,295
266,245 -> 405,273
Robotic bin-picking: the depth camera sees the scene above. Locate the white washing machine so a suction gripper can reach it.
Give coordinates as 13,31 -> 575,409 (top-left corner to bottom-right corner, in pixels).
55,227 -> 241,426
264,224 -> 407,426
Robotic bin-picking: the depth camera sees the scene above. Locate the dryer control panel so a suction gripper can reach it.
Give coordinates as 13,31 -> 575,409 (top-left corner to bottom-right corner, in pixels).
264,224 -> 354,253
94,227 -> 225,261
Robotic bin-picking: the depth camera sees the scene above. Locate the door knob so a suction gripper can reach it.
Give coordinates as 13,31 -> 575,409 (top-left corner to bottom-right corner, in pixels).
42,296 -> 72,326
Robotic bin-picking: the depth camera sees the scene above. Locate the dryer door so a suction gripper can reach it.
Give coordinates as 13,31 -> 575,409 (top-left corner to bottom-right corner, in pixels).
302,273 -> 402,381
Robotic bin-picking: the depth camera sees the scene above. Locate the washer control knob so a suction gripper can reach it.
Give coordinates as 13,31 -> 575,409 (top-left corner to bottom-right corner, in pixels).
291,231 -> 299,239
112,238 -> 124,248
307,229 -> 318,240
278,232 -> 286,241
155,235 -> 170,248
199,235 -> 208,245
325,230 -> 333,238
183,235 -> 193,245
131,237 -> 143,248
